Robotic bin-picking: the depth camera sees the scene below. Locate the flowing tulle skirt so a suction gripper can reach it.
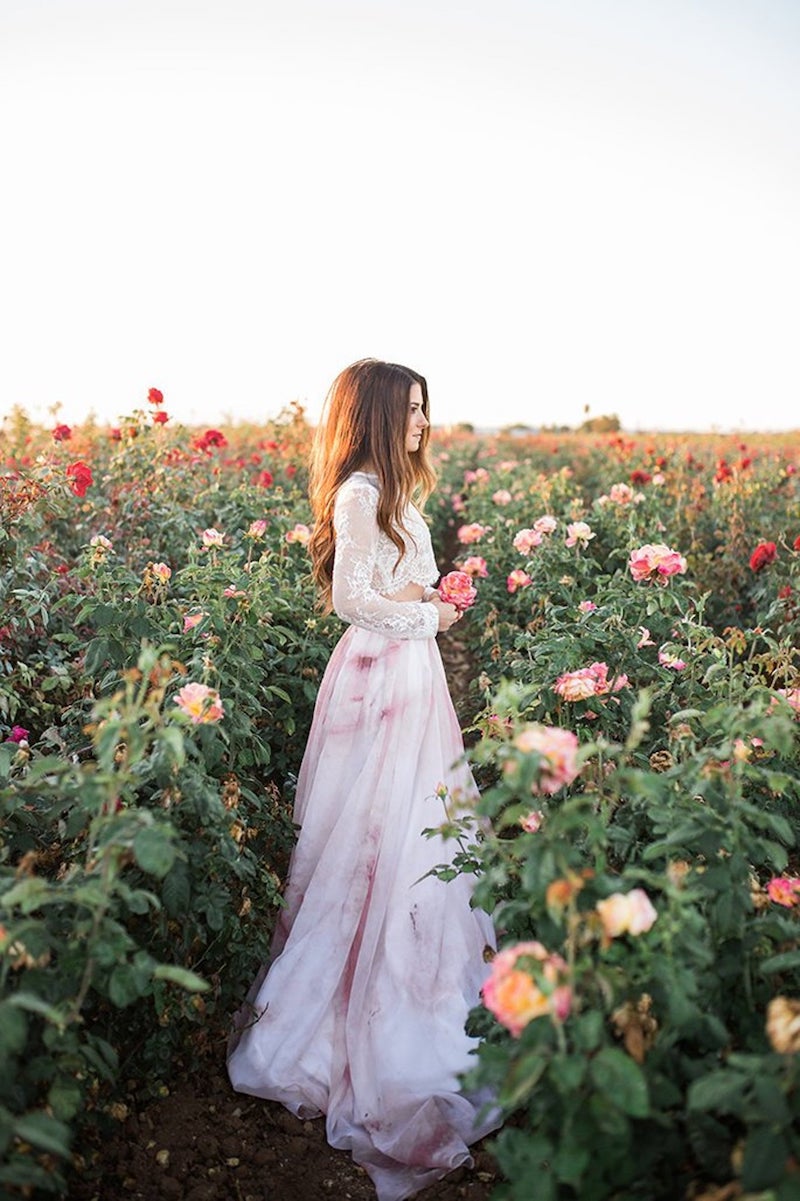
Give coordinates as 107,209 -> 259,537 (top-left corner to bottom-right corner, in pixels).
227,624 -> 500,1201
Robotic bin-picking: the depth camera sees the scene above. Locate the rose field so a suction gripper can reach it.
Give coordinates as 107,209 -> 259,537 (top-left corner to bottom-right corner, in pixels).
2,397 -> 800,1201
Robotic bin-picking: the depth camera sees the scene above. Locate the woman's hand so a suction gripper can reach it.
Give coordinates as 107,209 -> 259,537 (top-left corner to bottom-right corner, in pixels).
429,593 -> 460,633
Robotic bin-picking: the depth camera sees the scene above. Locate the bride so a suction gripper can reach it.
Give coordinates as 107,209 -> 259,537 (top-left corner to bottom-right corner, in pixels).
227,358 -> 499,1200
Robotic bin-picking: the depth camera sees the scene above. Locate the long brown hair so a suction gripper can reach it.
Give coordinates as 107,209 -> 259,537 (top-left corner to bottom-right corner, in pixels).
308,358 -> 436,611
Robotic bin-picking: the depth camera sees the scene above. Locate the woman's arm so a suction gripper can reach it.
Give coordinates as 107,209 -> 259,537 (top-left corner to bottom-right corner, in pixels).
332,483 -> 440,639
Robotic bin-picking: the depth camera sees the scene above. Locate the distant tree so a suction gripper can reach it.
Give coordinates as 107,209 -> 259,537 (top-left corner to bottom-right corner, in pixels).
579,413 -> 621,433
499,422 -> 536,436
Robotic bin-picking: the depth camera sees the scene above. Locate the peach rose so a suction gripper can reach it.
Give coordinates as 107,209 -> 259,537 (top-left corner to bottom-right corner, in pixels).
597,888 -> 658,938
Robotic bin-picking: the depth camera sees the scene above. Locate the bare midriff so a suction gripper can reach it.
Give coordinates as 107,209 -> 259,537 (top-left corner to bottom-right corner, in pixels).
385,582 -> 426,603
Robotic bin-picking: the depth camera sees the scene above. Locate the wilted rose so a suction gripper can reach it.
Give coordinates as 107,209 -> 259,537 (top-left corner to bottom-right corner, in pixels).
766,996 -> 800,1054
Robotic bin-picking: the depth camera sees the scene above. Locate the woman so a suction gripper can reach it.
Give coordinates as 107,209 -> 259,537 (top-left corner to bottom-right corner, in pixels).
228,359 -> 499,1200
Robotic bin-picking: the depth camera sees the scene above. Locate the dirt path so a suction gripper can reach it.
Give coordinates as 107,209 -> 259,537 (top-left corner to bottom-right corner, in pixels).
67,624 -> 499,1201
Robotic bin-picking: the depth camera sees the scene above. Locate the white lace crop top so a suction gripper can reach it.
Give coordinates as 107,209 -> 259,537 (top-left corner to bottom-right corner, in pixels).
331,472 -> 440,639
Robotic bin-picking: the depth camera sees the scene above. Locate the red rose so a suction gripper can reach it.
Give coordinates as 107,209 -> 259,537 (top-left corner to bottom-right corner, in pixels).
192,429 -> 228,452
52,424 -> 72,442
630,469 -> 651,485
147,387 -> 164,406
794,535 -> 800,552
749,541 -> 777,573
66,461 -> 93,497
255,470 -> 273,488
152,411 -> 169,425
109,427 -> 122,441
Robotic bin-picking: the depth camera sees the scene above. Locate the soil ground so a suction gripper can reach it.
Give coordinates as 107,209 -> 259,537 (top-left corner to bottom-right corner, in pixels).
66,625 -> 500,1201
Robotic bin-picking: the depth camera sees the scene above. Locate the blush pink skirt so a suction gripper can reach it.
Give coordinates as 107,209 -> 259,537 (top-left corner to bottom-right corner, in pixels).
227,624 -> 500,1201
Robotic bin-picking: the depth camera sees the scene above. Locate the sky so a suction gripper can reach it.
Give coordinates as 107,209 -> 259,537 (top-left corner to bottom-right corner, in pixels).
1,0 -> 798,433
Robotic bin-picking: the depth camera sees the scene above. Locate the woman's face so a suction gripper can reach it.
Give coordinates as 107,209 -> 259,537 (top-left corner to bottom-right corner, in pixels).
405,382 -> 428,453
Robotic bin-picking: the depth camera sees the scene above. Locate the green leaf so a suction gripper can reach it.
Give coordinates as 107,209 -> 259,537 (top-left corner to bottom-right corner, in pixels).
0,1003 -> 27,1055
688,1070 -> 747,1115
589,1046 -> 649,1117
133,827 -> 176,878
158,725 -> 186,767
83,638 -> 110,676
152,964 -> 209,992
6,991 -> 66,1029
108,963 -> 143,1007
13,1111 -> 72,1157
0,876 -> 51,912
91,604 -> 119,629
761,949 -> 800,975
742,1127 -> 789,1191
162,863 -> 191,917
0,745 -> 14,781
47,1078 -> 83,1122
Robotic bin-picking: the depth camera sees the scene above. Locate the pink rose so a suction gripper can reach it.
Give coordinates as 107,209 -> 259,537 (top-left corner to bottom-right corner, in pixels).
658,648 -> 687,671
152,562 -> 171,582
457,523 -> 488,544
492,489 -> 513,505
767,877 -> 800,907
173,682 -> 225,725
482,941 -> 572,1037
565,522 -> 595,548
578,600 -> 597,613
628,543 -> 687,582
460,556 -> 488,578
7,726 -> 30,744
507,569 -> 532,594
513,528 -> 543,555
555,662 -> 628,701
247,519 -> 268,539
519,810 -> 544,833
201,528 -> 224,548
183,612 -> 206,632
438,570 -> 477,612
286,523 -> 311,546
775,688 -> 800,716
513,724 -> 580,795
533,515 -> 557,535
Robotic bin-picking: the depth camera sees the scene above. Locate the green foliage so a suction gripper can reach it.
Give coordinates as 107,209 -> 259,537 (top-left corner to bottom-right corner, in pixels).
2,414 -> 800,1196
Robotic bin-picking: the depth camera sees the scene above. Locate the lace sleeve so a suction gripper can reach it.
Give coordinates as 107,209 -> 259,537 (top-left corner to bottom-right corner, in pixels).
332,483 -> 440,640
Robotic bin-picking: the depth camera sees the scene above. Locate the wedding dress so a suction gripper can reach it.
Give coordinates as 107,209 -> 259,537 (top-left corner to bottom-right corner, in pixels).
227,471 -> 499,1200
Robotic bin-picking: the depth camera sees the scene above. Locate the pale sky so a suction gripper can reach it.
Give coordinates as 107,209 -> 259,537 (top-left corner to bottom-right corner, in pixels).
1,0 -> 798,433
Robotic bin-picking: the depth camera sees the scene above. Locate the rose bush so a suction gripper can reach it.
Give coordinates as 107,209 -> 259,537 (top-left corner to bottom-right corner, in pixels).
2,407 -> 800,1198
